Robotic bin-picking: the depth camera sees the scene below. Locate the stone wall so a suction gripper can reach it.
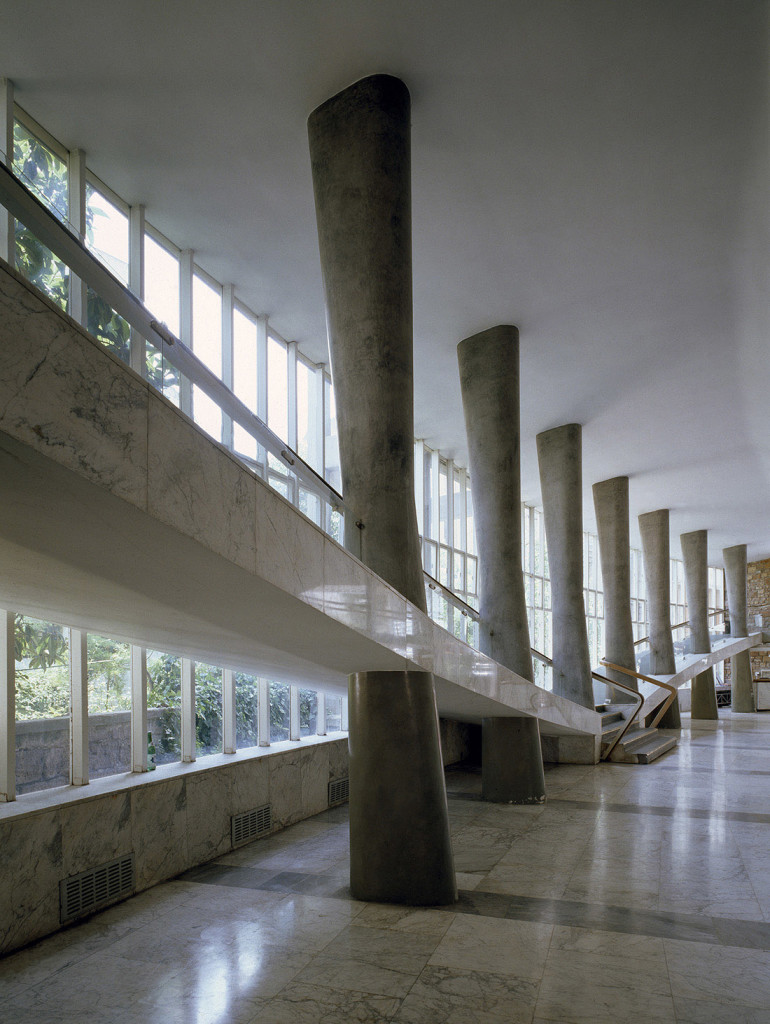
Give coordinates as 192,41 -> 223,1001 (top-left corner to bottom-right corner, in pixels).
747,558 -> 770,679
0,735 -> 349,956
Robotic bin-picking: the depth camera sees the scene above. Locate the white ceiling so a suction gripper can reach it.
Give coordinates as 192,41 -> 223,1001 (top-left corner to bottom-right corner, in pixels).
1,0 -> 768,563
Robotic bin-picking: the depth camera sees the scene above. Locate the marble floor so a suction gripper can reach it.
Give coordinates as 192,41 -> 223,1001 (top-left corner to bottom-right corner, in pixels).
3,713 -> 770,1024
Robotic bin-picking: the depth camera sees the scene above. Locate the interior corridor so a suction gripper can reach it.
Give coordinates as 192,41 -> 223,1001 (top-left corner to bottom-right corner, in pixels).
3,713 -> 770,1024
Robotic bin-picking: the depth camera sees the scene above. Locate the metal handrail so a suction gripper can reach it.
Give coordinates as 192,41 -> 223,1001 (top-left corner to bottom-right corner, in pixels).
601,659 -> 678,729
424,574 -> 479,620
0,160 -> 350,516
531,648 -> 643,760
633,609 -> 725,647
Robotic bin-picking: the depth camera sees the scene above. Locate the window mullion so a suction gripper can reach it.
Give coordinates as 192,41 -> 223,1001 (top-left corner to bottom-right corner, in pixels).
289,685 -> 300,741
221,284 -> 235,449
181,657 -> 196,762
130,646 -> 148,773
0,78 -> 13,262
129,203 -> 146,377
69,628 -> 88,787
0,609 -> 16,802
222,667 -> 236,754
258,678 -> 270,747
68,147 -> 87,325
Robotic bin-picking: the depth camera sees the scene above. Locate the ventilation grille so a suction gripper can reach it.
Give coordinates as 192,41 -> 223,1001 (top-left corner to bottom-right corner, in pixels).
328,777 -> 349,806
231,804 -> 271,847
60,855 -> 134,923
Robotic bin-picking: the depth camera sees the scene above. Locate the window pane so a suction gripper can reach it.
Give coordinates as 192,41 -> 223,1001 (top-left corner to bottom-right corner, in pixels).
326,694 -> 342,732
15,616 -> 70,794
13,122 -> 69,310
87,634 -> 131,781
297,360 -> 320,471
86,184 -> 128,282
235,673 -> 260,749
324,379 -> 340,491
300,689 -> 318,737
195,663 -> 223,756
87,286 -> 131,362
233,309 -> 258,459
145,234 -> 181,396
267,334 -> 288,441
193,273 -> 222,439
439,464 -> 448,544
270,681 -> 290,742
147,650 -> 181,765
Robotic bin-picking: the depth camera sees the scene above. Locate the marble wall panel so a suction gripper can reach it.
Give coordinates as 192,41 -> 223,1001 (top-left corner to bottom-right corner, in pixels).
0,809 -> 62,954
131,777 -> 189,890
0,265 -> 149,509
300,742 -> 330,818
323,537 -> 371,635
328,737 -> 350,782
268,748 -> 303,829
60,791 -> 132,878
147,395 -> 256,573
185,768 -> 232,865
231,756 -> 270,816
254,480 -> 325,611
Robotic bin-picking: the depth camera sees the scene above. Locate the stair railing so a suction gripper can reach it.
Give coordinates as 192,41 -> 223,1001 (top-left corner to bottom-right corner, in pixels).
601,660 -> 679,728
530,649 -> 643,761
633,608 -> 725,648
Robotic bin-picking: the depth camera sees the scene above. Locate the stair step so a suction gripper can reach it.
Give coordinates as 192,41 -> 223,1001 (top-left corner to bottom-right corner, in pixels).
621,727 -> 661,753
634,736 -> 678,764
599,711 -> 624,728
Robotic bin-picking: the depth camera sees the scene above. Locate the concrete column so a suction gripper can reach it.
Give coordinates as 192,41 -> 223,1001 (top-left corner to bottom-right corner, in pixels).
638,509 -> 680,728
308,74 -> 425,611
457,325 -> 545,803
536,424 -> 593,709
724,543 -> 755,712
593,476 -> 636,701
348,671 -> 456,905
681,530 -> 718,720
309,77 -> 454,906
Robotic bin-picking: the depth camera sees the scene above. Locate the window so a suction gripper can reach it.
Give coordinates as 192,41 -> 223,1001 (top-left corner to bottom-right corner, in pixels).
147,651 -> 182,766
195,663 -> 223,756
233,308 -> 258,459
85,182 -> 130,361
300,689 -> 318,737
15,616 -> 70,794
270,681 -> 290,742
145,230 -> 181,399
87,634 -> 131,780
192,272 -> 222,440
13,119 -> 69,309
235,672 -> 260,749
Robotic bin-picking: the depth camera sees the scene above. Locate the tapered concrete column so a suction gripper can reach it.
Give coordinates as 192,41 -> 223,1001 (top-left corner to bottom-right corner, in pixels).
638,509 -> 680,728
348,671 -> 456,905
458,325 -> 545,803
308,74 -> 425,612
681,530 -> 718,720
309,77 -> 454,906
593,476 -> 636,702
724,543 -> 755,713
537,424 -> 593,709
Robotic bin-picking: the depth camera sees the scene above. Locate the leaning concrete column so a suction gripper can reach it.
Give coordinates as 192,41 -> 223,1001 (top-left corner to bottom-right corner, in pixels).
348,671 -> 455,904
308,75 -> 455,905
593,476 -> 636,702
536,424 -> 593,709
681,530 -> 718,720
308,74 -> 425,611
724,543 -> 755,713
638,509 -> 680,728
458,325 -> 545,803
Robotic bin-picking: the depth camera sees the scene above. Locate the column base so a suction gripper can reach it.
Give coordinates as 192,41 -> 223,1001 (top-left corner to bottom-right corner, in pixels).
731,650 -> 756,712
482,717 -> 546,803
348,671 -> 457,906
691,667 -> 719,720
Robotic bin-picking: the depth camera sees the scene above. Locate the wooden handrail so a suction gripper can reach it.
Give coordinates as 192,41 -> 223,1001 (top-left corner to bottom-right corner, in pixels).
591,669 -> 644,761
530,648 -> 644,761
633,609 -> 725,648
601,659 -> 679,728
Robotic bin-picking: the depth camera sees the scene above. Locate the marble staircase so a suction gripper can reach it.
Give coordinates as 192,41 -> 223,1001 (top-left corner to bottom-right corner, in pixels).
598,705 -> 678,764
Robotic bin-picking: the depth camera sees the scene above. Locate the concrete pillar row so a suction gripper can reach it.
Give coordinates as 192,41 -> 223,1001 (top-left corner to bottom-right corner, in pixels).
592,476 -> 636,701
536,424 -> 594,710
308,75 -> 455,905
638,508 -> 681,728
457,325 -> 545,804
681,529 -> 718,720
724,543 -> 755,713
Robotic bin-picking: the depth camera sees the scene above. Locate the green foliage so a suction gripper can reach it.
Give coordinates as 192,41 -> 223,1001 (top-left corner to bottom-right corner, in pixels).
14,616 -> 69,720
88,635 -> 131,713
13,123 -> 69,310
87,287 -> 131,362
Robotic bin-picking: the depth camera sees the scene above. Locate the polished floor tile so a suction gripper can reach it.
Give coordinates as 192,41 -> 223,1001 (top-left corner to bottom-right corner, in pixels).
3,710 -> 770,1023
